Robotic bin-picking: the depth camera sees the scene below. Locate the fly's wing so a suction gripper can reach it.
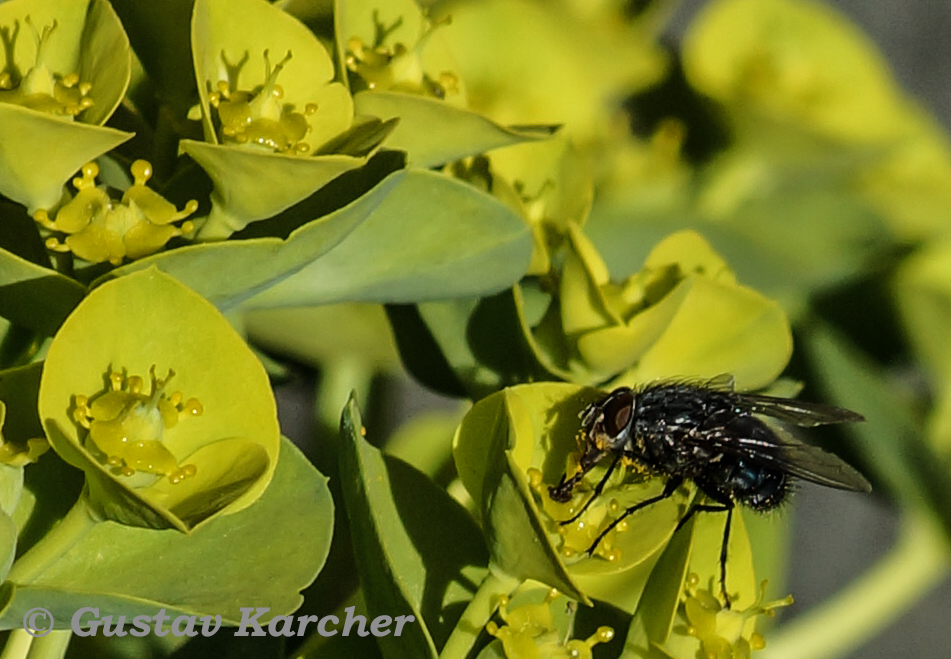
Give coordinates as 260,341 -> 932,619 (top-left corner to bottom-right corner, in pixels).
736,393 -> 865,428
688,415 -> 872,492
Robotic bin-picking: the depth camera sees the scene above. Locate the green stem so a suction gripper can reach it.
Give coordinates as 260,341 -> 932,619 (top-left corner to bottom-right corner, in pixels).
439,569 -> 520,659
26,631 -> 71,659
0,630 -> 33,659
761,511 -> 950,659
8,497 -> 97,584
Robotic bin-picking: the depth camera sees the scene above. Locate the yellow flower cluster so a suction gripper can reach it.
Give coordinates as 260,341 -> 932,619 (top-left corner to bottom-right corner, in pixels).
208,50 -> 318,155
486,590 -> 614,659
0,17 -> 93,119
34,160 -> 198,265
72,365 -> 202,484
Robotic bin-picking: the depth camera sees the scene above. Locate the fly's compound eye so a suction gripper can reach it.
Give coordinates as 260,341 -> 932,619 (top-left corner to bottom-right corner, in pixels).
600,390 -> 634,439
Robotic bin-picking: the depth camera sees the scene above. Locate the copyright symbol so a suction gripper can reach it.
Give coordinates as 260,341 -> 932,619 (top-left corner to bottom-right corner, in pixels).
23,608 -> 53,637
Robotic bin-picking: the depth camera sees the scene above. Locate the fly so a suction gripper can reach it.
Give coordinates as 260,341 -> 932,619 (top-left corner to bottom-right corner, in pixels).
548,378 -> 871,607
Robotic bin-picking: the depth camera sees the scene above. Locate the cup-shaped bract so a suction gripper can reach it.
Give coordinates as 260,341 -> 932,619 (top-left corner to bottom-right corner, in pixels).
185,0 -> 366,238
524,229 -> 792,390
0,0 -> 132,212
455,383 -> 699,610
38,268 -> 280,531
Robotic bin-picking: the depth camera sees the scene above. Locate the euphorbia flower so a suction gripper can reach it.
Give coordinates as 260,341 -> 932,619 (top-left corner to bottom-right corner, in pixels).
183,0 -> 372,239
34,160 -> 198,265
0,17 -> 93,117
535,228 -> 791,389
0,0 -> 132,212
39,268 -> 280,531
485,588 -> 614,659
649,574 -> 792,659
343,7 -> 460,100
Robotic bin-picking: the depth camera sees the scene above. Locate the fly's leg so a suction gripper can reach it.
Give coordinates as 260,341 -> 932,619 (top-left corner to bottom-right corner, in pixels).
720,505 -> 734,608
586,475 -> 684,556
674,500 -> 735,609
556,453 -> 623,524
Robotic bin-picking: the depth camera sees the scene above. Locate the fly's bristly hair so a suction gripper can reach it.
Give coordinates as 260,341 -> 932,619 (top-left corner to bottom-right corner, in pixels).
548,378 -> 870,607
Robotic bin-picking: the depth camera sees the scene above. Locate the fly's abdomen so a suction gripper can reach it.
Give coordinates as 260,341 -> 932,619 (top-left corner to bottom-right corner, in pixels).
693,454 -> 788,511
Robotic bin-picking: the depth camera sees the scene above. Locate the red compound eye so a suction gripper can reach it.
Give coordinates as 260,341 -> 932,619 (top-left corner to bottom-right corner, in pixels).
601,390 -> 634,438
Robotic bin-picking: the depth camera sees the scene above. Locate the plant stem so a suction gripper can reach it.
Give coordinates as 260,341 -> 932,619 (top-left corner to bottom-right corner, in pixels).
761,511 -> 949,659
439,569 -> 520,659
8,498 -> 97,585
26,631 -> 71,659
0,630 -> 33,659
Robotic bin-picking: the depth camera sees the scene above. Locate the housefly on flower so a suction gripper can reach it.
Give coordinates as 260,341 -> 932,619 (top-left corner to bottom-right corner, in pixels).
548,376 -> 871,607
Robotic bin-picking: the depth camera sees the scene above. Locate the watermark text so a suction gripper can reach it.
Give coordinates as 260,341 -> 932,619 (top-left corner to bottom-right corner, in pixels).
48,606 -> 417,638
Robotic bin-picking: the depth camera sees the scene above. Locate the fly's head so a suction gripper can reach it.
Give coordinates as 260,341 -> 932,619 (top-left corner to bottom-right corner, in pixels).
548,387 -> 638,503
582,387 -> 636,454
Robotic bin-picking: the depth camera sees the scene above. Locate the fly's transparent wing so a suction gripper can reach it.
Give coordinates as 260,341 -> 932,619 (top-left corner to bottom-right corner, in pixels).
690,415 -> 871,492
736,393 -> 865,428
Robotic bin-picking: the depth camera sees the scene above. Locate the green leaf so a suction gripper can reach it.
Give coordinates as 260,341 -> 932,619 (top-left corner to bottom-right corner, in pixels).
0,437 -> 332,629
245,303 -> 401,372
76,0 -> 132,126
454,386 -> 588,602
340,395 -> 489,657
314,116 -> 400,158
354,91 -> 555,167
622,516 -> 696,657
0,248 -> 86,336
387,289 -> 554,401
100,170 -> 404,311
244,169 -> 533,307
0,510 -> 16,584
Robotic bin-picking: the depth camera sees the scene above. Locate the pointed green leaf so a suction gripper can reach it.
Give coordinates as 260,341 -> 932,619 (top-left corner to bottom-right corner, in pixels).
340,395 -> 489,657
101,170 -> 404,310
0,248 -> 85,336
245,169 -> 533,307
0,106 -> 132,212
623,516 -> 696,657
